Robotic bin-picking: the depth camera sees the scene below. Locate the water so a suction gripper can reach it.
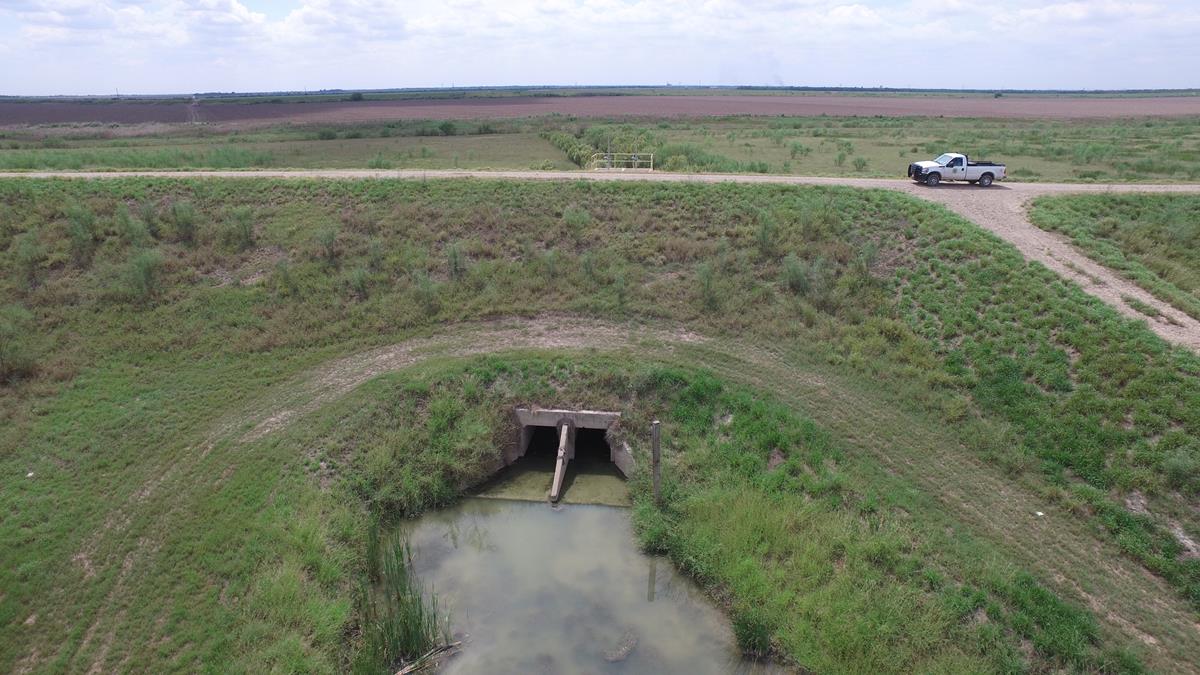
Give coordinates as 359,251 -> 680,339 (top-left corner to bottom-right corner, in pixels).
403,498 -> 771,674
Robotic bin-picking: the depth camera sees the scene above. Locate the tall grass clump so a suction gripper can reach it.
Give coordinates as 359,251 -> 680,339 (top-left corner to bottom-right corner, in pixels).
170,201 -> 198,245
222,206 -> 256,252
697,262 -> 719,311
352,532 -> 449,674
316,225 -> 340,267
347,266 -> 370,300
0,304 -> 37,383
413,271 -> 440,315
562,206 -> 592,238
126,249 -> 164,303
612,267 -> 629,312
446,243 -> 466,281
66,203 -> 97,268
14,232 -> 46,289
115,205 -> 150,248
781,253 -> 810,295
756,214 -> 777,260
138,200 -> 160,239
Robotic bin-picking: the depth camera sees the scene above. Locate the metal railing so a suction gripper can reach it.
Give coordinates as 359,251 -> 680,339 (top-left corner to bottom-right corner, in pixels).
587,152 -> 654,171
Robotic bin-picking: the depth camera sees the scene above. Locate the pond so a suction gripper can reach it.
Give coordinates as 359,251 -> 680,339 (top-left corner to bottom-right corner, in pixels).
404,497 -> 775,673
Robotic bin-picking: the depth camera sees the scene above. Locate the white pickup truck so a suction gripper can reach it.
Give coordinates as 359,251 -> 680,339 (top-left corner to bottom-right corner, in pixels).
907,153 -> 1006,187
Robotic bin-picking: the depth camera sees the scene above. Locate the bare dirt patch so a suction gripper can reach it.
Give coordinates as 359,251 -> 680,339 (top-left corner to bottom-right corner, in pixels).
206,246 -> 286,287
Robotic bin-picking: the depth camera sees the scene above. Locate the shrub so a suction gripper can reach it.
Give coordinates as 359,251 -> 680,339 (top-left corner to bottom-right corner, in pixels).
438,121 -> 456,137
853,157 -> 869,172
834,152 -> 847,168
66,204 -> 97,267
697,262 -> 719,311
138,200 -> 160,239
582,252 -> 598,285
116,205 -> 150,248
13,233 -> 46,289
756,216 -> 777,260
126,249 -> 164,302
789,142 -> 812,159
412,271 -> 440,315
349,92 -> 364,101
315,225 -> 340,266
272,260 -> 297,297
170,201 -> 197,244
1163,448 -> 1199,491
540,249 -> 559,280
0,304 -> 36,383
367,154 -> 393,170
222,206 -> 255,252
781,253 -> 810,295
446,243 -> 467,281
612,267 -> 628,311
347,267 -> 370,300
317,129 -> 337,141
367,239 -> 385,272
541,131 -> 597,167
562,206 -> 592,235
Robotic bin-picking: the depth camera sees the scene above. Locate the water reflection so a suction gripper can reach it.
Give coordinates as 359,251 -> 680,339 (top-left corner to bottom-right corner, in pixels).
402,498 -> 776,674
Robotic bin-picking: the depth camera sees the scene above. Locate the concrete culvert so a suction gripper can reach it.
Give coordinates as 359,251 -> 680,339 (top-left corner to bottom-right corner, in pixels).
510,407 -> 633,503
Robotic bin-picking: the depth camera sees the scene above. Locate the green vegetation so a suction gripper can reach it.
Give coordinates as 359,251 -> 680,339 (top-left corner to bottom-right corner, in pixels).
353,530 -> 448,674
1030,194 -> 1200,320
2,177 -> 1199,671
6,114 -> 1200,180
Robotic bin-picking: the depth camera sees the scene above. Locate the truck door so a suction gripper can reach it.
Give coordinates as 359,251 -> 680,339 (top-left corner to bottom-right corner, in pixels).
946,156 -> 966,180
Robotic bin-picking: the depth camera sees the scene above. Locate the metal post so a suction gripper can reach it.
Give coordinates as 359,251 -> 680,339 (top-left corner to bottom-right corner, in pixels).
651,420 -> 662,506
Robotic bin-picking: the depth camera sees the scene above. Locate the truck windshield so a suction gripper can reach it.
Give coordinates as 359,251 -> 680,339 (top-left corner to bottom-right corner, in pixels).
934,153 -> 956,166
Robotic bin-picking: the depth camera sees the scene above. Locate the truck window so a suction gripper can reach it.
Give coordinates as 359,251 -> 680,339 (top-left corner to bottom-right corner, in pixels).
948,157 -> 963,168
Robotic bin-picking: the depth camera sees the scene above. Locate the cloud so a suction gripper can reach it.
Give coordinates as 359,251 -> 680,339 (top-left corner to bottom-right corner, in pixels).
0,0 -> 1197,94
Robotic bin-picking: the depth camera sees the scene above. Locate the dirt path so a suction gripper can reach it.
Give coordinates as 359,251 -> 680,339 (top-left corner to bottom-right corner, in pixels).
4,169 -> 1199,350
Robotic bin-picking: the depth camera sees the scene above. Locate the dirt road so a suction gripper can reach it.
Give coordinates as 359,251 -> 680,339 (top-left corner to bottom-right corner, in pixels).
4,168 -> 1199,350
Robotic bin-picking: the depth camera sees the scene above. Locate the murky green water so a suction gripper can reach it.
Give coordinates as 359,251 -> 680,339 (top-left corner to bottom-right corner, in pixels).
474,432 -> 630,506
404,497 -> 773,674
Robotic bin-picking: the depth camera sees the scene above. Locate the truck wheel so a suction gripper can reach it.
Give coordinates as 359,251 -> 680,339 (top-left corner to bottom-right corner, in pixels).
979,173 -> 994,187
925,173 -> 940,187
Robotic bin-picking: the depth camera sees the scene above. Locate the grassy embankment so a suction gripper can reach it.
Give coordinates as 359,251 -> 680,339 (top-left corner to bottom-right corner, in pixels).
4,115 -> 1200,181
1030,194 -> 1200,321
2,178 -> 1199,672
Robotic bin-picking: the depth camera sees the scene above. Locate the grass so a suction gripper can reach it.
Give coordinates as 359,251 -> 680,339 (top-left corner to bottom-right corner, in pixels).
1030,194 -> 1200,320
1,177 -> 1199,671
352,528 -> 448,674
308,355 -> 1134,672
4,114 -> 1200,181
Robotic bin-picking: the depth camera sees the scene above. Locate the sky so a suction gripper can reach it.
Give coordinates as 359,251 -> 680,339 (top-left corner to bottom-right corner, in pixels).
0,0 -> 1198,95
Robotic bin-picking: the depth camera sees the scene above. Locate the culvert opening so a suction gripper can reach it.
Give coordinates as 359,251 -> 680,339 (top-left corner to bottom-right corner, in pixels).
480,407 -> 634,505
